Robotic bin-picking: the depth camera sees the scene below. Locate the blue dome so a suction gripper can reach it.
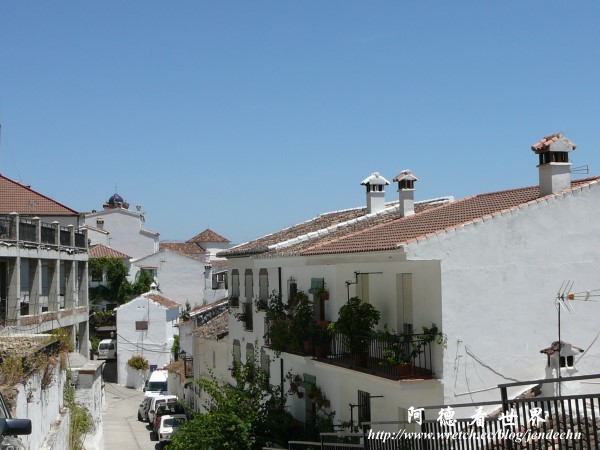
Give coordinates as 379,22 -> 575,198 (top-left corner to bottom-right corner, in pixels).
108,193 -> 124,205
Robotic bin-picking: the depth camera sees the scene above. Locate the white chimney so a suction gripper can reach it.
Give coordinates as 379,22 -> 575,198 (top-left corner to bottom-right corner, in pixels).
361,172 -> 390,214
393,170 -> 418,217
96,218 -> 104,230
531,132 -> 576,197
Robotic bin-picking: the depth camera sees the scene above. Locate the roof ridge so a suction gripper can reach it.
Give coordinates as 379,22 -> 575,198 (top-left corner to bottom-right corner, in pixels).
300,177 -> 600,256
265,197 -> 455,253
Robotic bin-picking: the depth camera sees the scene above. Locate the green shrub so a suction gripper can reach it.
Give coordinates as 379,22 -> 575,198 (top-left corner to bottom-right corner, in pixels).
127,355 -> 149,371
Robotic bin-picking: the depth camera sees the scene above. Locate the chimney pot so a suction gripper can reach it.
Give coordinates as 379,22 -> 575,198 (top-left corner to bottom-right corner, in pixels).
531,132 -> 576,196
393,170 -> 419,217
361,172 -> 390,214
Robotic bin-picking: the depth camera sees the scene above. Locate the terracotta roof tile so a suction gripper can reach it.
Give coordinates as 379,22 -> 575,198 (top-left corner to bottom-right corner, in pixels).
531,132 -> 576,153
300,177 -> 600,255
0,174 -> 79,216
192,310 -> 229,339
88,244 -> 131,259
144,293 -> 180,310
187,228 -> 230,243
160,242 -> 205,258
219,198 -> 449,257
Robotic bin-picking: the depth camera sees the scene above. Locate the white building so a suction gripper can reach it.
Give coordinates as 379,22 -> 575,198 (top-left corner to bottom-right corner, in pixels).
170,299 -> 229,410
115,291 -> 180,387
84,193 -> 159,260
218,133 -> 600,426
132,229 -> 230,308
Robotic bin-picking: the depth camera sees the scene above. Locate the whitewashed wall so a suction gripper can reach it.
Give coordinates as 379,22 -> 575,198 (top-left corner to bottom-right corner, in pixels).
15,366 -> 66,450
134,251 -> 207,307
85,209 -> 158,260
116,297 -> 178,386
405,181 -> 600,408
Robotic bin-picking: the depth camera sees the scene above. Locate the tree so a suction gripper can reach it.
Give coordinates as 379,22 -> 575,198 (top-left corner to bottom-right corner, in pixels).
169,351 -> 301,450
89,258 -> 155,305
89,257 -> 131,305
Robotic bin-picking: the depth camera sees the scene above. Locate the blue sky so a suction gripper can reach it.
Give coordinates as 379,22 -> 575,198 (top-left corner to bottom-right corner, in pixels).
1,2 -> 599,245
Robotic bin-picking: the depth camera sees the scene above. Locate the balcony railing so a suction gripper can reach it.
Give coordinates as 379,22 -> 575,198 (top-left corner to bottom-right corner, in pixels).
265,320 -> 434,380
0,214 -> 87,251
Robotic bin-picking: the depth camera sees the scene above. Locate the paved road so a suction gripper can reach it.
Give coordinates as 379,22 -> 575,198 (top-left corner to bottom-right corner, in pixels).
103,376 -> 160,450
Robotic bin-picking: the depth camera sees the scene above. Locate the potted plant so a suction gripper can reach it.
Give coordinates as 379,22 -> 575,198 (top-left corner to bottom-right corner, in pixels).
263,291 -> 291,356
332,297 -> 380,367
378,336 -> 417,377
316,283 -> 329,301
290,291 -> 315,355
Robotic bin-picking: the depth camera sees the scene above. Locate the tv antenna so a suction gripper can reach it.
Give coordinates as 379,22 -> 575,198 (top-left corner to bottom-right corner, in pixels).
554,281 -> 600,396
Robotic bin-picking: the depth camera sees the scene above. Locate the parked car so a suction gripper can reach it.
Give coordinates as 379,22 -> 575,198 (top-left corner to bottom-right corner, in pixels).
152,402 -> 186,435
0,392 -> 32,449
137,396 -> 154,422
157,414 -> 187,448
147,395 -> 177,425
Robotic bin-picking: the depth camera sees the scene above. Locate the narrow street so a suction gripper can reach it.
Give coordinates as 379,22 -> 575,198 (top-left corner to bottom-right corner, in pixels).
102,361 -> 159,450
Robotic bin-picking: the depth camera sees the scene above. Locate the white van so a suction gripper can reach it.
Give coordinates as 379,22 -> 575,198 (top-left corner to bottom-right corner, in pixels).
143,369 -> 168,398
97,339 -> 117,360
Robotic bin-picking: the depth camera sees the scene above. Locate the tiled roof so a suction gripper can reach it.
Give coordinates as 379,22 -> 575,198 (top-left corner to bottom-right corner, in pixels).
300,177 -> 600,256
220,177 -> 600,259
144,293 -> 180,310
160,242 -> 205,258
88,244 -> 131,260
79,224 -> 109,235
531,132 -> 576,153
192,310 -> 229,340
187,228 -> 230,243
219,197 -> 452,257
0,174 -> 79,216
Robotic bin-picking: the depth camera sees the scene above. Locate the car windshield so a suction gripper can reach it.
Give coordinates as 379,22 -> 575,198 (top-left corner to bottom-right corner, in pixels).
146,381 -> 167,392
163,417 -> 186,427
158,404 -> 185,415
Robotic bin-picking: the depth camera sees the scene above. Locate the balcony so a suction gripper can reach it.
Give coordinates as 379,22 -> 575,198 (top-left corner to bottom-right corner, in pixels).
0,214 -> 87,250
264,319 -> 435,381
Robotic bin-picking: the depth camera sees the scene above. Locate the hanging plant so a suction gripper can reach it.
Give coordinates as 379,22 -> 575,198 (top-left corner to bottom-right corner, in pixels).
127,355 -> 149,371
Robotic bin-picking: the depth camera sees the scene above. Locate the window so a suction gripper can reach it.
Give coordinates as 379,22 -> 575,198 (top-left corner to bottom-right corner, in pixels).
560,355 -> 574,368
260,347 -> 270,377
135,321 -> 148,331
232,340 -> 241,363
141,267 -> 157,278
244,269 -> 253,302
259,269 -> 269,301
231,270 -> 240,298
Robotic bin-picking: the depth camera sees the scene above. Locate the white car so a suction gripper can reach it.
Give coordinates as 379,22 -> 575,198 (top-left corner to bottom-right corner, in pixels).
157,414 -> 187,446
147,395 -> 177,425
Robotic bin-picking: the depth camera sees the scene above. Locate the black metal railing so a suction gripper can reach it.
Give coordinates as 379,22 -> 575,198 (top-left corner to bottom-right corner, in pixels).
19,219 -> 36,242
41,222 -> 56,245
360,374 -> 600,450
74,231 -> 86,248
0,217 -> 13,240
264,320 -> 434,380
60,227 -> 71,246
